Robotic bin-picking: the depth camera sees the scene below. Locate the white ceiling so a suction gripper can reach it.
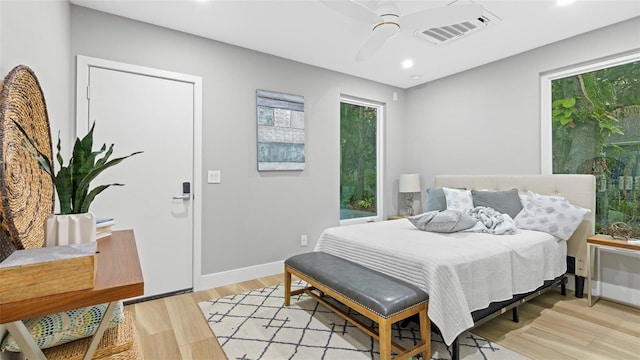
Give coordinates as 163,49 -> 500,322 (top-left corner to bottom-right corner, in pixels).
70,0 -> 640,89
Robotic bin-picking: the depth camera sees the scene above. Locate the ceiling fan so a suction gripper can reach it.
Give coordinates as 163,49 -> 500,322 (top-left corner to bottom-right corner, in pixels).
322,0 -> 485,62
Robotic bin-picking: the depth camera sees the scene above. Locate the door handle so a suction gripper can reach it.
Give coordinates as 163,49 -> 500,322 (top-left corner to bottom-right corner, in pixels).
173,181 -> 191,200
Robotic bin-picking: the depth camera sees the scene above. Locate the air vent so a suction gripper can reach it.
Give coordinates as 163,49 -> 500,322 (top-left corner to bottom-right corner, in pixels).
414,9 -> 501,46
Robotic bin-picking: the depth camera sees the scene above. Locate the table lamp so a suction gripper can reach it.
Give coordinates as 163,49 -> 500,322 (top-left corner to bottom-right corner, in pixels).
399,174 -> 421,216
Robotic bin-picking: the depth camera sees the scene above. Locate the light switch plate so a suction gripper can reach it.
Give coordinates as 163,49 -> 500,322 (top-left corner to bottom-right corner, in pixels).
208,170 -> 221,184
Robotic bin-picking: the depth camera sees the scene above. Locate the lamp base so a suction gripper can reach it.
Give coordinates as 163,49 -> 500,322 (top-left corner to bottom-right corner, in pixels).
405,193 -> 415,216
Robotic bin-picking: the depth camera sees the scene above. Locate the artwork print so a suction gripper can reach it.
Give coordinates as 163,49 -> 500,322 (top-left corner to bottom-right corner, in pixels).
256,89 -> 305,171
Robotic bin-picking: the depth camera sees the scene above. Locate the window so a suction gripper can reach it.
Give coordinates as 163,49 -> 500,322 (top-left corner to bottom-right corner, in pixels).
542,51 -> 640,232
340,97 -> 383,223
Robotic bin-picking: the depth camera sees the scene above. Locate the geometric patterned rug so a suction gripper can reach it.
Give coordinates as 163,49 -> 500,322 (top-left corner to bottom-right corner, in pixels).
198,281 -> 526,360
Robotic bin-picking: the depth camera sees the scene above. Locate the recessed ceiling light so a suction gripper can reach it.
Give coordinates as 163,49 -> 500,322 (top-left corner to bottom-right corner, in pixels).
402,59 -> 414,69
410,75 -> 422,81
557,0 -> 576,6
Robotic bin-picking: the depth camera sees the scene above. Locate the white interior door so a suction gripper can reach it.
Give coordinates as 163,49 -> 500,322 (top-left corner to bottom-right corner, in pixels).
76,57 -> 201,299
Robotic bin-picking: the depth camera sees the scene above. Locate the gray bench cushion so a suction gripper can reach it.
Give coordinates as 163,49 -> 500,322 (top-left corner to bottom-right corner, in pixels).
285,251 -> 428,318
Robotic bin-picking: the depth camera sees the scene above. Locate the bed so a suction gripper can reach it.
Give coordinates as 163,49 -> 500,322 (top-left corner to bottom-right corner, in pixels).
315,174 -> 595,354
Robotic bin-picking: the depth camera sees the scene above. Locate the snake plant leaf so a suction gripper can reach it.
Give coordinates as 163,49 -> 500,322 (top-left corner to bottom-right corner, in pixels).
54,165 -> 73,214
20,140 -> 54,177
76,144 -> 116,207
55,133 -> 64,168
72,146 -> 105,207
79,183 -> 124,214
95,144 -> 115,168
14,120 -> 142,214
75,151 -> 143,211
72,122 -> 96,169
12,120 -> 54,177
72,135 -> 105,191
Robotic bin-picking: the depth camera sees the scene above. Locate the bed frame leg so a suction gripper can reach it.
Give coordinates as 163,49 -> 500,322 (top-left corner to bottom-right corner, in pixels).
451,337 -> 460,360
561,277 -> 567,296
511,307 -> 519,323
574,276 -> 585,298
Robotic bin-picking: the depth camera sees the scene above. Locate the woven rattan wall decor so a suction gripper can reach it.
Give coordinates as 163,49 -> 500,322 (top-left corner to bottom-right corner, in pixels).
0,65 -> 54,250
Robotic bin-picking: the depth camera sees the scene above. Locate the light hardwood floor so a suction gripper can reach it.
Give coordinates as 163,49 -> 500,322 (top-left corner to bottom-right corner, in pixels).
126,275 -> 640,359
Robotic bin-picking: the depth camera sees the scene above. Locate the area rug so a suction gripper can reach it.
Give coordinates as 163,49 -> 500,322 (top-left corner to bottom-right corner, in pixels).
198,281 -> 526,360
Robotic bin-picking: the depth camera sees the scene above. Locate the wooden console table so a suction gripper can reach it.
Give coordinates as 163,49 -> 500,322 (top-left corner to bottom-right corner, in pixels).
0,230 -> 144,359
586,234 -> 640,307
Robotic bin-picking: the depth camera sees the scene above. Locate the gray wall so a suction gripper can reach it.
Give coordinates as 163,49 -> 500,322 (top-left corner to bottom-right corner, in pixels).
0,0 -> 73,149
69,6 -> 406,275
404,17 -> 640,189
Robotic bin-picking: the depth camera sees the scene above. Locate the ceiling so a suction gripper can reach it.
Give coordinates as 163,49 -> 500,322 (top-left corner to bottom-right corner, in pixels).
70,0 -> 640,89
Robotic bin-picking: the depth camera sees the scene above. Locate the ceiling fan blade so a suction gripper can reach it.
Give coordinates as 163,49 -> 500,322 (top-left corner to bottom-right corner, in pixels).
355,23 -> 399,62
320,0 -> 381,24
401,4 -> 484,30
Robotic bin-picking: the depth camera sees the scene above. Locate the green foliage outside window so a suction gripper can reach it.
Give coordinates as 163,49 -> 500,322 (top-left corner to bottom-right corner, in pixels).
552,61 -> 640,231
340,102 -> 378,220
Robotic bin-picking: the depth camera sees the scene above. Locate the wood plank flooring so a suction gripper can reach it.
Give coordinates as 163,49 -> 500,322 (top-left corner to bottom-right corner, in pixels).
127,275 -> 640,359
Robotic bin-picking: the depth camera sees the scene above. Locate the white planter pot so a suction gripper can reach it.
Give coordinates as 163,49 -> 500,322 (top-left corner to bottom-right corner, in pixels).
45,213 -> 96,247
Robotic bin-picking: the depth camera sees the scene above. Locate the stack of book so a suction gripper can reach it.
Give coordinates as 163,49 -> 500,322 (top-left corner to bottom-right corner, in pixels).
96,218 -> 115,239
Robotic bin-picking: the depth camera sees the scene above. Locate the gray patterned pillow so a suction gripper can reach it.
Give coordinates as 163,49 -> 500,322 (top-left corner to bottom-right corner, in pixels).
471,188 -> 523,219
514,191 -> 590,240
409,210 -> 478,233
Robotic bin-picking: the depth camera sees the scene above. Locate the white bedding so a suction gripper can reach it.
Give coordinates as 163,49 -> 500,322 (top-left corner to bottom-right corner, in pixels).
314,219 -> 567,346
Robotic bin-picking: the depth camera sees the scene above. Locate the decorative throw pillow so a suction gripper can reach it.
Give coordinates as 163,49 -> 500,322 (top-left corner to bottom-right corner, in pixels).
426,187 -> 468,211
409,210 -> 478,233
514,191 -> 591,240
471,188 -> 523,219
519,193 -> 528,209
426,188 -> 447,211
443,187 -> 474,211
0,301 -> 125,352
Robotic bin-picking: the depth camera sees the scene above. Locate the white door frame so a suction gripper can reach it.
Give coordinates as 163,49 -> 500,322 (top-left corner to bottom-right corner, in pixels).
75,55 -> 203,291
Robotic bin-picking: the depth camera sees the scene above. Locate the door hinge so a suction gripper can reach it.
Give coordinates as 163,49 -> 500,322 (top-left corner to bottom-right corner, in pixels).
86,85 -> 90,100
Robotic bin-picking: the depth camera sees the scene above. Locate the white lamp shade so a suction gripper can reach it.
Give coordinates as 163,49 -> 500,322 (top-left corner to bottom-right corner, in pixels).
399,174 -> 421,193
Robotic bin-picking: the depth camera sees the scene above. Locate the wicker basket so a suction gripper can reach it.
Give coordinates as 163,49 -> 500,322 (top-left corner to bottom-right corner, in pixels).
43,310 -> 142,360
0,65 -> 54,250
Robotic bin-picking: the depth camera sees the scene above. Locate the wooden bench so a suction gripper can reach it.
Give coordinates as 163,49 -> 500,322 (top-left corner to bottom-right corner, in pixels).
284,251 -> 430,360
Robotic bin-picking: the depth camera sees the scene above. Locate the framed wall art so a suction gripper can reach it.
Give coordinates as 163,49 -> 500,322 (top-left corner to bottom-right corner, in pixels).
256,89 -> 305,171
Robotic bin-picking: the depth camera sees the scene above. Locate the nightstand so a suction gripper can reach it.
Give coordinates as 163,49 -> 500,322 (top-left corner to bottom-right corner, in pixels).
388,215 -> 410,220
586,234 -> 640,306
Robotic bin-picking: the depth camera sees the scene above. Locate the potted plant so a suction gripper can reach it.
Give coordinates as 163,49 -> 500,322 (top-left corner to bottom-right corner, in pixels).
14,121 -> 141,245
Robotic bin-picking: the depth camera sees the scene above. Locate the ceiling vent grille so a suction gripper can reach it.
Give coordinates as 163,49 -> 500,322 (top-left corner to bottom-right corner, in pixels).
414,9 -> 501,46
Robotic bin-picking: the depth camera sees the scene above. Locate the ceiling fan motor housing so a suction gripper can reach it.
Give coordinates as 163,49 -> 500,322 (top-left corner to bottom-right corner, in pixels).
373,14 -> 401,36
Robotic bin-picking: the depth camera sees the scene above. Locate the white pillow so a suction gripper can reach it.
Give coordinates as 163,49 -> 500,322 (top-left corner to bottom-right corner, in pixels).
443,187 -> 474,211
514,191 -> 590,240
519,193 -> 528,209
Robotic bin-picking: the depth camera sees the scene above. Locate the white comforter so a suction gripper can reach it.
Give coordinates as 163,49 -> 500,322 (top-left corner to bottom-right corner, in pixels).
314,219 -> 566,345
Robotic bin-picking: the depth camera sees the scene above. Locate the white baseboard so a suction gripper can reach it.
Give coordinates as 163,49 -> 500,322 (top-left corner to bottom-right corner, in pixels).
197,260 -> 284,291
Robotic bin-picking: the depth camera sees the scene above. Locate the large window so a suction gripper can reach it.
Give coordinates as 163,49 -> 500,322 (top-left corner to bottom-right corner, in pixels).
543,52 -> 640,232
340,97 -> 383,223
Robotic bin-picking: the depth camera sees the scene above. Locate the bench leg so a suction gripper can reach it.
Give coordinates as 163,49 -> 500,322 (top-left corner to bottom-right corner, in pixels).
284,268 -> 292,306
379,318 -> 392,360
420,307 -> 431,359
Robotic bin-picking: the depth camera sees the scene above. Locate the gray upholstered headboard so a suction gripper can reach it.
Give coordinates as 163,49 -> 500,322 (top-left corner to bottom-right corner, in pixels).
434,174 -> 596,277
